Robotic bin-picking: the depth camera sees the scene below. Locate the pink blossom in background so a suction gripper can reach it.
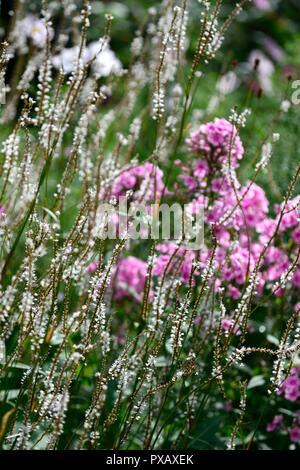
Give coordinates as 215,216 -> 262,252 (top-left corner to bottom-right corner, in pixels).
292,270 -> 300,289
171,120 -> 300,309
111,162 -> 165,202
292,226 -> 300,245
153,243 -> 197,285
275,196 -> 300,232
117,327 -> 126,345
248,50 -> 274,94
221,315 -> 241,336
228,284 -> 241,300
290,426 -> 300,443
267,414 -> 283,432
86,261 -> 98,274
257,218 -> 277,244
114,256 -> 149,302
267,408 -> 300,444
277,370 -> 300,403
240,182 -> 269,227
186,118 -> 244,172
263,37 -> 284,62
105,118 -> 300,330
253,0 -> 272,11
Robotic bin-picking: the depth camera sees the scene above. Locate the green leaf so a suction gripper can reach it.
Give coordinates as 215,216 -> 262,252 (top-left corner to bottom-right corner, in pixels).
267,334 -> 279,346
247,375 -> 265,390
10,362 -> 31,370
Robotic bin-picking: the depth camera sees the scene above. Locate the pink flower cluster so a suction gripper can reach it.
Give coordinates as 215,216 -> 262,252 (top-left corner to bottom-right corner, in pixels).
277,366 -> 300,403
182,118 -> 244,192
108,245 -> 196,302
152,243 -> 198,285
267,412 -> 300,443
91,118 -> 300,310
168,119 -> 300,301
253,0 -> 271,11
275,196 -> 300,234
208,181 -> 269,230
86,256 -> 149,302
267,414 -> 283,432
267,366 -> 300,445
113,256 -> 149,302
111,163 -> 165,202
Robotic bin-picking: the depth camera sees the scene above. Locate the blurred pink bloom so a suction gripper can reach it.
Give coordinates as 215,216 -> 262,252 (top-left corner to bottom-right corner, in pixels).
267,414 -> 283,432
292,270 -> 300,288
86,261 -> 98,274
290,426 -> 300,443
228,284 -> 241,300
186,118 -> 244,171
263,37 -> 284,62
248,50 -> 274,94
117,327 -> 126,345
292,226 -> 300,244
111,163 -> 165,202
253,0 -> 272,11
294,303 -> 300,313
114,256 -> 150,302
